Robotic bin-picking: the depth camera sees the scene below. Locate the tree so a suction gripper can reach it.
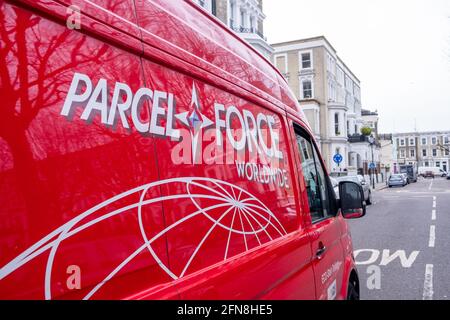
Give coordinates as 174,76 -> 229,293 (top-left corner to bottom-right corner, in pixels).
361,127 -> 372,136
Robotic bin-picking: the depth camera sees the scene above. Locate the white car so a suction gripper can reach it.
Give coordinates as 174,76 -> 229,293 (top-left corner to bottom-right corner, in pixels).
330,177 -> 339,198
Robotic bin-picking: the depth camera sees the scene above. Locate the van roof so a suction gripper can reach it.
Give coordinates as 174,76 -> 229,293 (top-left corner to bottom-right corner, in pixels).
158,1 -> 309,126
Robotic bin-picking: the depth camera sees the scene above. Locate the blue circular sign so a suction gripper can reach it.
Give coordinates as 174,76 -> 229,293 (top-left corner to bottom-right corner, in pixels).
369,162 -> 376,169
333,154 -> 343,164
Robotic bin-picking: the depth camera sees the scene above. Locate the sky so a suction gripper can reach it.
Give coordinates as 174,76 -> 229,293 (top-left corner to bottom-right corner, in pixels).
264,0 -> 450,134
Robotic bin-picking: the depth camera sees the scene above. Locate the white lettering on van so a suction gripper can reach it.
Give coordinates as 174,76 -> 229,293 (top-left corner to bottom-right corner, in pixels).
60,73 -> 286,183
235,161 -> 289,189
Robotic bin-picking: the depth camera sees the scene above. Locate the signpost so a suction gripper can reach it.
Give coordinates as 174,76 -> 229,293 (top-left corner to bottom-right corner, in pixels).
333,154 -> 343,176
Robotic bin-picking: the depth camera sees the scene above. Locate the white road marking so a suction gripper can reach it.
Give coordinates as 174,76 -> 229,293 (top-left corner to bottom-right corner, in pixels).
432,210 -> 436,221
429,225 -> 436,248
429,180 -> 433,190
423,264 -> 434,300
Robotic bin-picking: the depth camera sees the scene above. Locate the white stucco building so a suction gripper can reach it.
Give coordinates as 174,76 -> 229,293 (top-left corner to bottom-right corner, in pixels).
271,36 -> 378,177
192,0 -> 273,58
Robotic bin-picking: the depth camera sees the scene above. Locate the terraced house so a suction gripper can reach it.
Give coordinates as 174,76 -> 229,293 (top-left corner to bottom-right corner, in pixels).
271,36 -> 379,176
393,131 -> 450,173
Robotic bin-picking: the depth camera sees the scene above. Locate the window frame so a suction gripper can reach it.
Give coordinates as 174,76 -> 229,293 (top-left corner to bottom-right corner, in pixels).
422,137 -> 427,145
274,53 -> 288,74
301,79 -> 313,99
293,124 -> 338,224
299,50 -> 313,70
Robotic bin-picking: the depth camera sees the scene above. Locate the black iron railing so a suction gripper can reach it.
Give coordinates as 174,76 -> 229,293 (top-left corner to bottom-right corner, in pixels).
231,26 -> 265,39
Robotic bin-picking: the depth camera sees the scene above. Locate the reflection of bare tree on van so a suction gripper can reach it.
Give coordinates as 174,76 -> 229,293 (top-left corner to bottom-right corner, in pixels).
0,4 -> 112,234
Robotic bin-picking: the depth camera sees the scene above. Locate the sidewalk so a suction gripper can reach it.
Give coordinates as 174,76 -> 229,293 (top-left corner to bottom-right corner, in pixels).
372,181 -> 388,191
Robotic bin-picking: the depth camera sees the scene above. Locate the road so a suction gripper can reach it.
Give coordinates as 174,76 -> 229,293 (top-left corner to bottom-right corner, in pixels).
348,177 -> 450,300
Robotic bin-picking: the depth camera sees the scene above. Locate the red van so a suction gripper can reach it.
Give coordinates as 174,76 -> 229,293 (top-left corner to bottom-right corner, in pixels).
0,0 -> 366,300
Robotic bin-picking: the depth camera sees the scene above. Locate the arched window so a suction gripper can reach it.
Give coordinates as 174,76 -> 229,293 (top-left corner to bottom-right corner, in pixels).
334,113 -> 340,135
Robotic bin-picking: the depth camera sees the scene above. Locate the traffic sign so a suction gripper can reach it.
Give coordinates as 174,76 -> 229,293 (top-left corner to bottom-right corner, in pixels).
333,153 -> 343,165
369,162 -> 376,169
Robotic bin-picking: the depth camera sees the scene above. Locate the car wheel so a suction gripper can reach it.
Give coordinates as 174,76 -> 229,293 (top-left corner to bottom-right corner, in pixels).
347,279 -> 360,300
367,191 -> 372,205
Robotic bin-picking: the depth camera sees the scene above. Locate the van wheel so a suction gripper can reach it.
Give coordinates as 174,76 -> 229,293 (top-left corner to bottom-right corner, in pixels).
347,279 -> 360,300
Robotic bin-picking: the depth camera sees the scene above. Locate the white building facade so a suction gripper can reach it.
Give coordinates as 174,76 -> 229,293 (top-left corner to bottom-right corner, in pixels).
393,131 -> 450,173
192,0 -> 273,58
271,36 -> 376,176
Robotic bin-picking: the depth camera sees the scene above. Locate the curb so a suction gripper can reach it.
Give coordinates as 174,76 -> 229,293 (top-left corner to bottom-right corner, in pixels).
372,185 -> 388,191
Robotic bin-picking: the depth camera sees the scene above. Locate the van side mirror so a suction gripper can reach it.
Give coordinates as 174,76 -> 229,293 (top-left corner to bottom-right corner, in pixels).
339,181 -> 366,219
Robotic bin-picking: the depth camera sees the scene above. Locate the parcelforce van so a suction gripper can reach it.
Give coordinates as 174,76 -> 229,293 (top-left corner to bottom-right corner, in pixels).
0,0 -> 366,300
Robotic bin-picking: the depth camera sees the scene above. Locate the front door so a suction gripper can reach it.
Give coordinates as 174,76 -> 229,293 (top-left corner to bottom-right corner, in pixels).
294,127 -> 346,300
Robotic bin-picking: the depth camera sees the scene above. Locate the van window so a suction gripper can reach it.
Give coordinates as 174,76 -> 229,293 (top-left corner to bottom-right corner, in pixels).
295,130 -> 333,222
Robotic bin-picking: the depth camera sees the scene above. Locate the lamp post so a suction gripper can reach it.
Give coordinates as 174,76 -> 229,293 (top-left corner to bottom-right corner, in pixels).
368,135 -> 376,189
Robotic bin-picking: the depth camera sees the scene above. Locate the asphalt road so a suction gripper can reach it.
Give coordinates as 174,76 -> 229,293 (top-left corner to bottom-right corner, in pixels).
348,177 -> 450,300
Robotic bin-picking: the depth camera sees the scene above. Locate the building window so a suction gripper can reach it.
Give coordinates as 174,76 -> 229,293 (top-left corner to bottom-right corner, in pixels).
432,137 -> 437,145
422,149 -> 427,157
229,1 -> 235,27
302,80 -> 313,99
274,54 -> 287,74
409,138 -> 415,146
436,161 -> 441,168
446,149 -> 450,156
335,113 -> 340,135
400,149 -> 405,158
400,139 -> 405,146
425,161 -> 429,167
445,136 -> 449,144
433,149 -> 437,157
422,137 -> 427,145
300,52 -> 312,69
410,149 -> 415,158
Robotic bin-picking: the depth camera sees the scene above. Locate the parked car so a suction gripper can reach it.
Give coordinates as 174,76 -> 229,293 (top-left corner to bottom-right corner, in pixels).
336,175 -> 372,205
400,173 -> 410,184
330,177 -> 340,198
418,166 -> 447,177
447,172 -> 450,180
424,171 -> 435,179
388,174 -> 408,187
0,0 -> 365,300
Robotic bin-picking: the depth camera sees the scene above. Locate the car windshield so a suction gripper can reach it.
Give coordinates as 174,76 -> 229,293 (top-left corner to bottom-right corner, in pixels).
391,175 -> 402,179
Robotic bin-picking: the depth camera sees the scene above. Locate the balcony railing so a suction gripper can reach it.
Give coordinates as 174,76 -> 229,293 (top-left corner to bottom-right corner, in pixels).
348,134 -> 381,147
231,26 -> 265,40
348,134 -> 369,143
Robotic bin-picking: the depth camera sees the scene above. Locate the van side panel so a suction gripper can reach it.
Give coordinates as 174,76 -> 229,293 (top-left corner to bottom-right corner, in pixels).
137,55 -> 315,298
0,0 -> 176,299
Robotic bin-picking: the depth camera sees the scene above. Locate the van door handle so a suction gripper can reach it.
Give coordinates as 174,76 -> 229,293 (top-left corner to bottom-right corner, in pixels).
316,243 -> 327,259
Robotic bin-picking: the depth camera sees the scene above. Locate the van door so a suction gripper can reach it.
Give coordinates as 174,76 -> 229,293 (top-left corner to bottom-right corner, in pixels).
293,126 -> 346,300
